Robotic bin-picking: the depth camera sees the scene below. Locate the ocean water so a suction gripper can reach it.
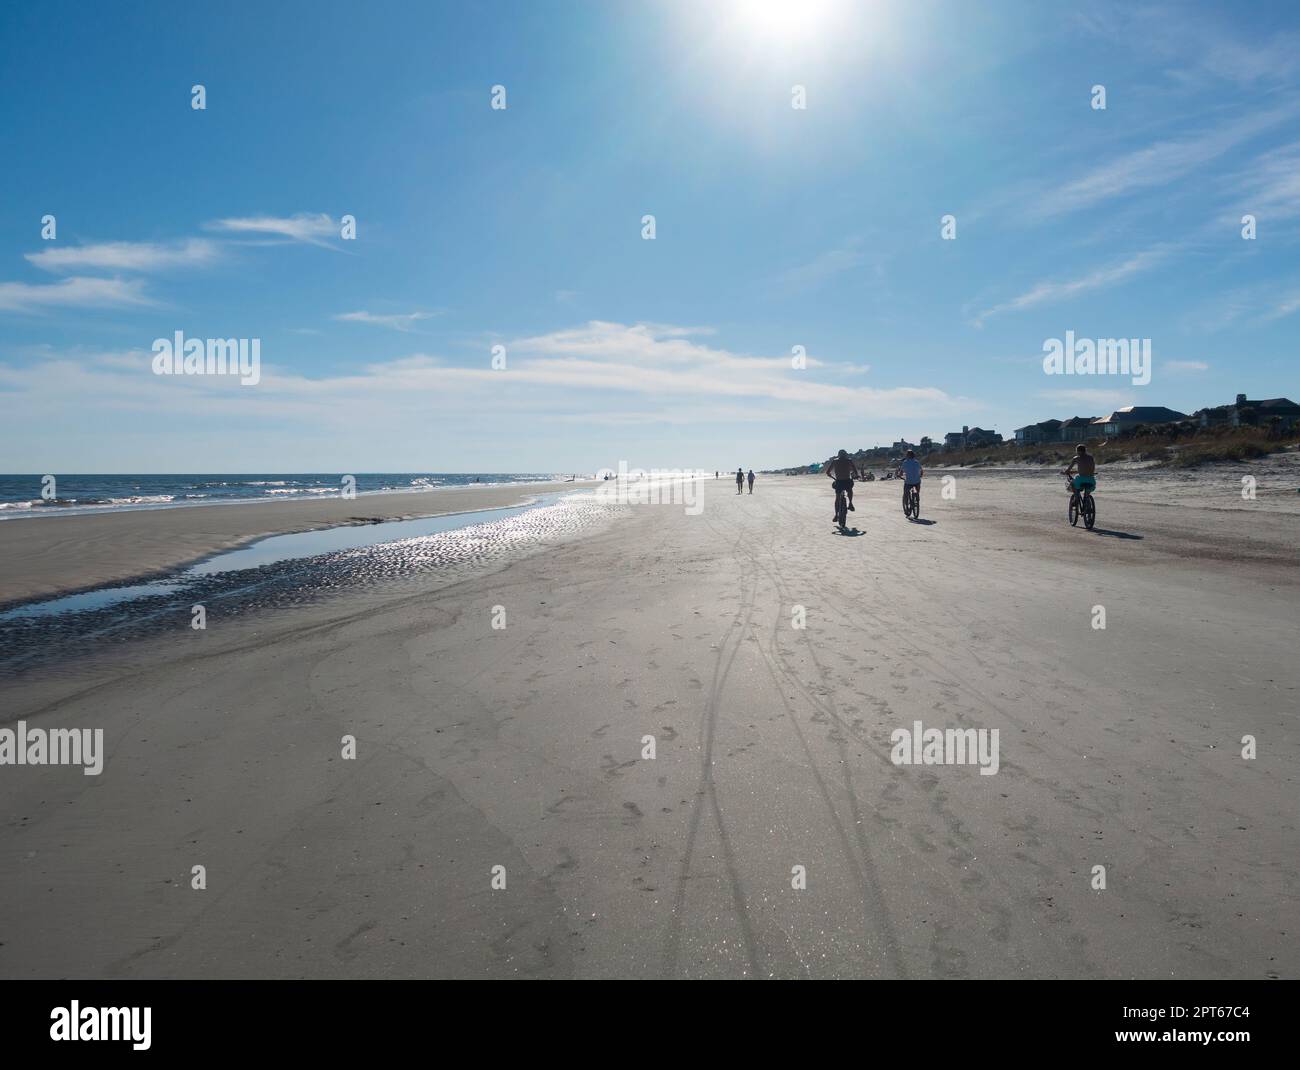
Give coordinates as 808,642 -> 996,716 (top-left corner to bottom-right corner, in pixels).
0,473 -> 585,517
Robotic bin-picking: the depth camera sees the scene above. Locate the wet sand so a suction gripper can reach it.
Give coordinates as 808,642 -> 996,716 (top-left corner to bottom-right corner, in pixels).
0,470 -> 1296,978
0,481 -> 593,607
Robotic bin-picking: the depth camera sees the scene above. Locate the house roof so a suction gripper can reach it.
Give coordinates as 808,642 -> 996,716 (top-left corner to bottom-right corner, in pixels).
1061,416 -> 1097,427
1094,406 -> 1188,424
1241,397 -> 1299,411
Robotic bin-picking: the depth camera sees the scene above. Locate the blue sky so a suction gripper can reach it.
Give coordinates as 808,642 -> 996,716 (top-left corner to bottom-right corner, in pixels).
1,0 -> 1297,472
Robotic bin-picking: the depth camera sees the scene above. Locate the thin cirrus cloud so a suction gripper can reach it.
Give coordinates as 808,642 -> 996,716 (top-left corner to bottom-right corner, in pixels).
1225,140 -> 1300,221
1264,292 -> 1300,321
778,240 -> 867,293
205,212 -> 340,248
1030,103 -> 1299,220
24,238 -> 221,274
334,310 -> 438,331
972,247 -> 1170,326
1037,387 -> 1135,410
0,276 -> 155,313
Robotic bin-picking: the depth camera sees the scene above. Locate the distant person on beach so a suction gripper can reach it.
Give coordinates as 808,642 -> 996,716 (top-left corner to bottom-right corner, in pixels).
747,469 -> 755,493
735,468 -> 744,493
1063,443 -> 1097,496
824,450 -> 861,517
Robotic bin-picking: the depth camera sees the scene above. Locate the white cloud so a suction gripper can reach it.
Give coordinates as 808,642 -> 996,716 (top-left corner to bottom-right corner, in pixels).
501,321 -> 940,411
334,310 -> 438,331
1164,359 -> 1208,372
0,322 -> 959,426
205,212 -> 339,247
973,248 -> 1169,325
25,239 -> 220,274
0,276 -> 155,313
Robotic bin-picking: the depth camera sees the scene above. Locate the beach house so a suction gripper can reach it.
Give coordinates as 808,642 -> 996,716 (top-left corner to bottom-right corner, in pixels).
1196,394 -> 1300,432
1090,406 -> 1188,438
1059,416 -> 1099,443
1013,419 -> 1063,445
944,425 -> 1003,449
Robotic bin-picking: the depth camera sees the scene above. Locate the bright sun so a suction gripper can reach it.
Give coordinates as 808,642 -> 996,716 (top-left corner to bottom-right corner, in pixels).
731,0 -> 843,42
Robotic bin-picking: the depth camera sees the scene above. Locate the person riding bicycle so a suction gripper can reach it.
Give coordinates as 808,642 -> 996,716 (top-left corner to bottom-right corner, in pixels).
1063,443 -> 1096,496
896,449 -> 923,492
825,449 -> 861,519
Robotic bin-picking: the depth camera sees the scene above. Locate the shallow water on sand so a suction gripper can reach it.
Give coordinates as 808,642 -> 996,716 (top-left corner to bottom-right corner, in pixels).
0,492 -> 616,674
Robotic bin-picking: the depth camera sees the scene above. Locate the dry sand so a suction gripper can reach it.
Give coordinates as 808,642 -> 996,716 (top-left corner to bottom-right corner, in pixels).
0,481 -> 590,607
0,469 -> 1296,978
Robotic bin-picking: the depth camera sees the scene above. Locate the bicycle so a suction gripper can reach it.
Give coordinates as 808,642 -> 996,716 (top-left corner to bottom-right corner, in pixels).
1064,475 -> 1096,530
834,485 -> 849,528
902,482 -> 920,520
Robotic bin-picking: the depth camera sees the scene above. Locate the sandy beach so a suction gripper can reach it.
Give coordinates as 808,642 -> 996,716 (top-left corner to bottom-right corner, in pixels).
0,468 -> 1296,979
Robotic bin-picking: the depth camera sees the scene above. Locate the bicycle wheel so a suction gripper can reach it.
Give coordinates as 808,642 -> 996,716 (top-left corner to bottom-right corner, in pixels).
911,485 -> 920,521
835,492 -> 846,527
1068,493 -> 1079,526
902,487 -> 912,518
1082,493 -> 1096,530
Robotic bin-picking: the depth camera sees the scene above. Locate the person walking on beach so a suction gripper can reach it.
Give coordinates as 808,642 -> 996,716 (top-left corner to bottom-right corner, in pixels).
735,467 -> 745,493
746,469 -> 755,494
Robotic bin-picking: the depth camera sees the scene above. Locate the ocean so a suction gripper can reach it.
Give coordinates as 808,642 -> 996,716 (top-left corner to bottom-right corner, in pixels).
0,473 -> 585,517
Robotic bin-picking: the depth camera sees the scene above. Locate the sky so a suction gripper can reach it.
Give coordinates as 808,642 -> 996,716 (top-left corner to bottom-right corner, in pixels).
0,0 -> 1297,473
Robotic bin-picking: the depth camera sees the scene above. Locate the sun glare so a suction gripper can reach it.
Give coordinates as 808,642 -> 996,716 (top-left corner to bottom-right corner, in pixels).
731,0 -> 844,43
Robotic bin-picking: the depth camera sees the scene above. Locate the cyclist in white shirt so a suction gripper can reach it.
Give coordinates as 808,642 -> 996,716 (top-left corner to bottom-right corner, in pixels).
896,450 -> 923,489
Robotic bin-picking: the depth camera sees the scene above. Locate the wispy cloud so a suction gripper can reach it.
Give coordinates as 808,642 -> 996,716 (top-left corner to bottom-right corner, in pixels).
0,322 -> 957,426
502,321 -> 937,412
205,213 -> 339,248
1076,4 -> 1300,87
1037,387 -> 1134,410
334,310 -> 439,331
778,239 -> 867,293
1225,140 -> 1300,222
973,247 -> 1170,326
1264,292 -> 1300,321
1031,104 -> 1299,219
0,276 -> 154,313
24,238 -> 220,274
1164,359 -> 1208,373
